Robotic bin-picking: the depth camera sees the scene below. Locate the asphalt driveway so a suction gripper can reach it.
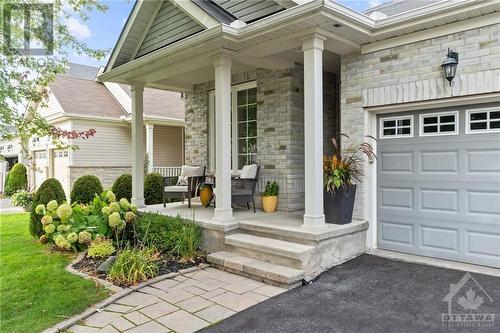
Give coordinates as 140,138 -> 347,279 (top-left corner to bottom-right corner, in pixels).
200,255 -> 500,333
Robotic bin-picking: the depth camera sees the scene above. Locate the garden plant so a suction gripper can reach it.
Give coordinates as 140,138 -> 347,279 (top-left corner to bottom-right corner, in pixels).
70,175 -> 103,204
4,163 -> 28,196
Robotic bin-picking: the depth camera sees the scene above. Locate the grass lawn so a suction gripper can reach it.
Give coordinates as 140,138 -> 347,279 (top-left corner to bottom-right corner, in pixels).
0,213 -> 110,333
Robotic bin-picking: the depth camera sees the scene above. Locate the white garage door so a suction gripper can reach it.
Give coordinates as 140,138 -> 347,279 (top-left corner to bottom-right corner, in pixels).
53,149 -> 70,198
377,106 -> 500,268
34,150 -> 47,190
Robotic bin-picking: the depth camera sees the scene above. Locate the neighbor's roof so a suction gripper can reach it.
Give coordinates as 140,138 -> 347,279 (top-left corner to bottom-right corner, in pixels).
364,0 -> 436,17
49,63 -> 185,121
50,75 -> 126,118
120,84 -> 185,119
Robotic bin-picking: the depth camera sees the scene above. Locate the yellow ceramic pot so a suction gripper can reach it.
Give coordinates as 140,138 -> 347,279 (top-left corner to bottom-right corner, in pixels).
200,187 -> 213,207
262,195 -> 278,213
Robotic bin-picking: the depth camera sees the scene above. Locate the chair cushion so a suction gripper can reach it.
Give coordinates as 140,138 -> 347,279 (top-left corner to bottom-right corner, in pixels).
165,185 -> 189,193
240,164 -> 258,179
176,165 -> 205,185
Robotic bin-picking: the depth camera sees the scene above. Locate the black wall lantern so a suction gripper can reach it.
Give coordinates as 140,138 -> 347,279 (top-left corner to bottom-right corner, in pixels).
441,48 -> 459,85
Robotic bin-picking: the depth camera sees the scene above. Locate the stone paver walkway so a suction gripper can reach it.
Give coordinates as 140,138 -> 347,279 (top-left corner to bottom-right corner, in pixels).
68,267 -> 286,333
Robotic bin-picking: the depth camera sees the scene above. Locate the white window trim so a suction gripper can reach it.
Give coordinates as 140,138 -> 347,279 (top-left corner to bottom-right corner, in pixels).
419,111 -> 459,137
208,81 -> 257,171
466,107 -> 500,134
379,115 -> 414,139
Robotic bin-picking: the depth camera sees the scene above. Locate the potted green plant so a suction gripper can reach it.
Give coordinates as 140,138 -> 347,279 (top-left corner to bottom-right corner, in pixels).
262,181 -> 279,213
11,189 -> 34,211
323,135 -> 375,224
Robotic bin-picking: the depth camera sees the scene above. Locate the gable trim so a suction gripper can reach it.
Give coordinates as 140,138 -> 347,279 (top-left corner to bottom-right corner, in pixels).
106,0 -> 141,71
130,1 -> 164,62
172,0 -> 220,28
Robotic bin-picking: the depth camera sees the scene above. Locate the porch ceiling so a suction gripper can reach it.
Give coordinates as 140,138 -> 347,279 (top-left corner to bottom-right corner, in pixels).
99,0 -> 500,91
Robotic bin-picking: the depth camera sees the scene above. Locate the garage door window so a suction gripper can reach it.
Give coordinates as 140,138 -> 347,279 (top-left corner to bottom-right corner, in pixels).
467,109 -> 500,133
380,116 -> 413,139
420,111 -> 458,136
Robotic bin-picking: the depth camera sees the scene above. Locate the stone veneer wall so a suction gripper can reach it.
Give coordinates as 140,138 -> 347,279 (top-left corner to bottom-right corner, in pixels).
340,23 -> 500,221
70,166 -> 131,192
184,64 -> 338,211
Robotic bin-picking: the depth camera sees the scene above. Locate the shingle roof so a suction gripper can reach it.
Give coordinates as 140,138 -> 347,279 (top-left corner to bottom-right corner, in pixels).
60,63 -> 97,80
119,85 -> 185,120
50,76 -> 126,118
364,0 -> 436,17
50,63 -> 185,121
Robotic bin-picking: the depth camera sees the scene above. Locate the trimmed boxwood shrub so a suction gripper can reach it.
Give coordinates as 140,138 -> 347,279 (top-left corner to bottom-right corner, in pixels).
30,178 -> 66,237
112,174 -> 132,201
144,172 -> 163,205
4,163 -> 28,195
70,175 -> 103,204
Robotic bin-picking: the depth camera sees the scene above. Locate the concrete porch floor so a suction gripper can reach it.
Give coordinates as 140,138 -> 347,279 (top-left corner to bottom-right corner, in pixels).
142,200 -> 368,242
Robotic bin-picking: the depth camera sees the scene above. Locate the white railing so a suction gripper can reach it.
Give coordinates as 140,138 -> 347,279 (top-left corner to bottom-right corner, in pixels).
153,166 -> 182,177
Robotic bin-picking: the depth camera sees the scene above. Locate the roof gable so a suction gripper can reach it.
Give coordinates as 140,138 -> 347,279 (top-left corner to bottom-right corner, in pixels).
135,1 -> 205,58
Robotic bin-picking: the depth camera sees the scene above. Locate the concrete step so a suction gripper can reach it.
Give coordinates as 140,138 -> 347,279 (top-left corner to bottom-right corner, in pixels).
207,251 -> 305,288
224,233 -> 315,270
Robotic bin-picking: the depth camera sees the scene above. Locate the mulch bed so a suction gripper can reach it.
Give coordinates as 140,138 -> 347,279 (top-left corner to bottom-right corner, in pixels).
72,253 -> 207,288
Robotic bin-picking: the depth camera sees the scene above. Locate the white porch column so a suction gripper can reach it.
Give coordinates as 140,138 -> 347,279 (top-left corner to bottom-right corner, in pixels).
146,123 -> 154,173
302,34 -> 326,227
213,52 -> 233,221
131,84 -> 145,207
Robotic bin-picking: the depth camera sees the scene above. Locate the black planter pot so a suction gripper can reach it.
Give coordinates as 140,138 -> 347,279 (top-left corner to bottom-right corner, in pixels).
324,185 -> 356,224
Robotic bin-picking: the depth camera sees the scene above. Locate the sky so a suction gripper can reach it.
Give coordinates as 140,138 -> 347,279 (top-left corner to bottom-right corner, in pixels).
67,0 -> 386,68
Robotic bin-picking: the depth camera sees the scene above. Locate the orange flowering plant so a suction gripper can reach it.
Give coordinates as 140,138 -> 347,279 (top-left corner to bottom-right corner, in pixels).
323,134 -> 376,194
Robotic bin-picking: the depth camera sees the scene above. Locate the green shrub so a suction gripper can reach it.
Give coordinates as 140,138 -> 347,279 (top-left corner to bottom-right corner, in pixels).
135,213 -> 184,253
30,178 -> 66,238
144,173 -> 163,205
172,221 -> 202,262
112,174 -> 132,201
108,247 -> 158,285
135,213 -> 202,260
11,190 -> 33,207
87,237 -> 116,258
5,163 -> 28,195
71,175 -> 103,204
4,171 -> 10,193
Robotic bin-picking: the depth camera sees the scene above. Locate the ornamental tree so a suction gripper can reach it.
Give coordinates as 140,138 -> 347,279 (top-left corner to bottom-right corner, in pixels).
0,0 -> 107,168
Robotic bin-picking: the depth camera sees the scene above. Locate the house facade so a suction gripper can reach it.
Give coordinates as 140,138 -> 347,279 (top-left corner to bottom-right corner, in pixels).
100,0 -> 500,278
21,63 -> 186,197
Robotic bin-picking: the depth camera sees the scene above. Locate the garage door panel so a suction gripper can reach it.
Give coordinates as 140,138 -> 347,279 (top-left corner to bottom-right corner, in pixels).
380,187 -> 413,210
421,225 -> 459,253
467,190 -> 500,216
420,150 -> 459,173
380,221 -> 414,246
466,148 -> 500,173
420,188 -> 459,213
377,108 -> 500,268
466,231 -> 500,259
379,151 -> 413,173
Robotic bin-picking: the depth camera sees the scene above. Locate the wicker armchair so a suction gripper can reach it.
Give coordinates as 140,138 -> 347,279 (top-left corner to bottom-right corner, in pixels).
163,165 -> 205,208
231,164 -> 260,213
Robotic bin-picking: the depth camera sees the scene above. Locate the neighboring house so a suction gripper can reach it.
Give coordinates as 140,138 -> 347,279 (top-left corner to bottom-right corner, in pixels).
100,0 -> 500,275
25,63 -> 185,197
0,138 -> 19,170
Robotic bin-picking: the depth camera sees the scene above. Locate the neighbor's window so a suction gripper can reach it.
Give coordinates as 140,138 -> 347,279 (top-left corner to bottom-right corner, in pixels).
380,116 -> 413,138
236,87 -> 257,168
467,109 -> 500,133
420,111 -> 458,136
